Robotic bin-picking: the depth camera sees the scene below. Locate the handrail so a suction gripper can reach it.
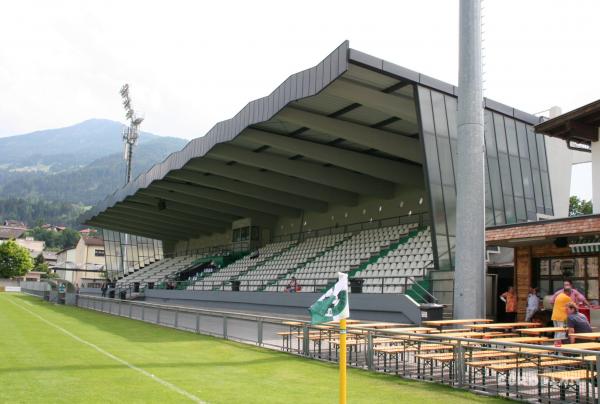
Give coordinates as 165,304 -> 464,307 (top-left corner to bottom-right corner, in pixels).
117,274 -> 434,295
271,212 -> 429,243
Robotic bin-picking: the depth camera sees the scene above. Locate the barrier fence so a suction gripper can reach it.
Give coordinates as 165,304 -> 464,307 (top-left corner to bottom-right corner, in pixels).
77,294 -> 600,403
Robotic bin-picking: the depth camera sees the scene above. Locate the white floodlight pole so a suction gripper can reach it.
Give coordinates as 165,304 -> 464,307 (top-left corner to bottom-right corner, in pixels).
453,0 -> 486,319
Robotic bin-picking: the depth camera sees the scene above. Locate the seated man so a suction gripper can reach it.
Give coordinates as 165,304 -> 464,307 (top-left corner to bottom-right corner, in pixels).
286,277 -> 299,293
566,302 -> 592,343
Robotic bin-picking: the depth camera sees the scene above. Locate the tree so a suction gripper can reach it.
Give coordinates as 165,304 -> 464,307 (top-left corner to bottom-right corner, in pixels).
569,196 -> 593,216
0,240 -> 33,278
33,253 -> 50,274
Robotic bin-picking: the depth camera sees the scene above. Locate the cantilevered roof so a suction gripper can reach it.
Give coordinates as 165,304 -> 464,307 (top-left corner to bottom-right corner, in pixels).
486,214 -> 600,247
82,41 -> 543,241
535,99 -> 600,147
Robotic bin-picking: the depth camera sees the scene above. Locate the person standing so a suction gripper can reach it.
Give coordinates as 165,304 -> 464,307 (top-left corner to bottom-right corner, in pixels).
551,286 -> 574,341
500,286 -> 517,322
100,281 -> 108,298
525,287 -> 540,322
551,279 -> 590,307
566,302 -> 592,343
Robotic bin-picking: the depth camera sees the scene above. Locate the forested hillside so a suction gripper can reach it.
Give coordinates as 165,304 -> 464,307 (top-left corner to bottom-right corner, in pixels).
0,119 -> 187,226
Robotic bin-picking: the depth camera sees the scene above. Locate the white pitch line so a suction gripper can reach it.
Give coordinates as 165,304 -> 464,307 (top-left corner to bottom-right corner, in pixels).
6,296 -> 206,404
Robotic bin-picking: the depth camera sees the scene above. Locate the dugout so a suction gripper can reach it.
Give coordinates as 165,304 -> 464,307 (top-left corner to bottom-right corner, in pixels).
47,280 -> 77,305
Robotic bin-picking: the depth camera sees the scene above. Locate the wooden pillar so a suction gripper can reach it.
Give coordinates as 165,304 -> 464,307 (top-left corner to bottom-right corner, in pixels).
515,246 -> 532,321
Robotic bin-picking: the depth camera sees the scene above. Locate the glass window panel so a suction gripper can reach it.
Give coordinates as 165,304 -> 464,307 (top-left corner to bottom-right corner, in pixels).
575,258 -> 586,278
588,257 -> 599,277
493,113 -> 516,223
504,118 -> 527,221
551,260 -> 562,276
536,134 -> 554,214
444,95 -> 459,170
418,86 -> 451,270
539,279 -> 550,297
484,111 -> 505,224
588,280 -> 599,300
540,259 -> 549,276
526,126 -> 545,213
516,121 -> 536,219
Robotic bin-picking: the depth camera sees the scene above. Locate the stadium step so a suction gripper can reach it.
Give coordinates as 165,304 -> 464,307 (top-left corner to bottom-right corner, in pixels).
220,242 -> 299,290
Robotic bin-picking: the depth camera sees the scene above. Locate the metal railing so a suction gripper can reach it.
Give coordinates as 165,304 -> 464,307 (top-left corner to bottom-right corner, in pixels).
271,213 -> 429,243
148,275 -> 431,295
76,294 -> 600,403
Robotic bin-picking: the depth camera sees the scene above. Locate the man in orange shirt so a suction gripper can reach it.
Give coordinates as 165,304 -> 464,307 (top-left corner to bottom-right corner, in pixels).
500,286 -> 517,322
551,287 -> 574,341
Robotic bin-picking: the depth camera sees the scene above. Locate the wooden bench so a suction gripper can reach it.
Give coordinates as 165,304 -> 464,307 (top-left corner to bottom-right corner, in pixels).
538,369 -> 597,402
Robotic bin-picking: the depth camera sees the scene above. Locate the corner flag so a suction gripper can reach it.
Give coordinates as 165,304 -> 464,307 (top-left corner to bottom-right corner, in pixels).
309,272 -> 350,404
309,272 -> 349,325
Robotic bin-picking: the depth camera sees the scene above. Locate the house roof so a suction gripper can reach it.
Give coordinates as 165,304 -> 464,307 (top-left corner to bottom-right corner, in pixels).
82,236 -> 104,247
3,220 -> 26,228
0,226 -> 26,240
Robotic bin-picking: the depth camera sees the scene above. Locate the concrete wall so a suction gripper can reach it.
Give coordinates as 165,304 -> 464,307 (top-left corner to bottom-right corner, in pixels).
545,137 -> 572,218
273,188 -> 428,239
142,289 -> 422,324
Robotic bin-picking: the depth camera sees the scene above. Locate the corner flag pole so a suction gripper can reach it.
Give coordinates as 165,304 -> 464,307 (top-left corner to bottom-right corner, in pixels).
339,318 -> 347,404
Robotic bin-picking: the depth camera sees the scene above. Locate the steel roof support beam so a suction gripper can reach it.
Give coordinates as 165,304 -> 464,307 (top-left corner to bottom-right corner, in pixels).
138,188 -> 276,223
242,128 -> 423,186
325,79 -> 417,124
126,195 -> 240,223
88,220 -> 181,241
91,215 -> 205,238
166,170 -> 328,212
100,209 -> 222,234
111,202 -> 230,228
151,180 -> 300,217
209,144 -> 394,198
276,108 -> 423,164
184,159 -> 357,205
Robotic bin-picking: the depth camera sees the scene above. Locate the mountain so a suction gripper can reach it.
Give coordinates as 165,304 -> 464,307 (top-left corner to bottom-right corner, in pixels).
0,119 -> 184,172
0,119 -> 188,226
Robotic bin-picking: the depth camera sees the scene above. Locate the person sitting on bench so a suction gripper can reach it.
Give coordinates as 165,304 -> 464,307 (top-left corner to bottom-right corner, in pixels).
566,302 -> 592,343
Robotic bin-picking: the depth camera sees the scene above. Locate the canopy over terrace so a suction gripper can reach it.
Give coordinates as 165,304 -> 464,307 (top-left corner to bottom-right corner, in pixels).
486,215 -> 600,320
535,99 -> 600,214
81,40 -> 544,251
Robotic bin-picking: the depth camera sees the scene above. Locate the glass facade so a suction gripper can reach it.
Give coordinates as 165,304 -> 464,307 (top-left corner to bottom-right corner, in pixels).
417,86 -> 554,270
102,229 -> 163,279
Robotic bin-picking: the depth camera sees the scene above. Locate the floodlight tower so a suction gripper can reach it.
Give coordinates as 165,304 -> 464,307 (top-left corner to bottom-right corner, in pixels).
119,84 -> 144,184
453,0 -> 486,319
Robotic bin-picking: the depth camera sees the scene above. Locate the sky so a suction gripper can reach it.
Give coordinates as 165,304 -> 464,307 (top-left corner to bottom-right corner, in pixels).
0,0 -> 598,198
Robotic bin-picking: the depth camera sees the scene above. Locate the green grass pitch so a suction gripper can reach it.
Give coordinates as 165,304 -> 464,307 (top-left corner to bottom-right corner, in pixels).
0,293 -> 506,403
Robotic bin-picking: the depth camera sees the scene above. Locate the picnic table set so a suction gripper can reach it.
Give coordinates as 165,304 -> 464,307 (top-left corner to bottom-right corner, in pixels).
277,317 -> 600,402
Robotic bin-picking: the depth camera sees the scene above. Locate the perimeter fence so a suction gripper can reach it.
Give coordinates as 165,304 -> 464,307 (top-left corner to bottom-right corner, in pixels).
77,294 -> 600,403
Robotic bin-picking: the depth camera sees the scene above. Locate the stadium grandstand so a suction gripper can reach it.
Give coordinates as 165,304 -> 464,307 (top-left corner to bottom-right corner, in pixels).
79,41 -> 568,322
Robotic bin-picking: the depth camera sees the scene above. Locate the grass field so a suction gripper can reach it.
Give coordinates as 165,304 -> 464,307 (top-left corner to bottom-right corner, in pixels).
0,293 -> 507,403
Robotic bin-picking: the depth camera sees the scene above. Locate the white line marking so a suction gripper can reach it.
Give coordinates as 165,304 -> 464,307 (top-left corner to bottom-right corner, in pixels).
6,296 -> 206,403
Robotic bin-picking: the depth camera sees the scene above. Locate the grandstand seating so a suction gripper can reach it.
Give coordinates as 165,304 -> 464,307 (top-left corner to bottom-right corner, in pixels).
358,227 -> 433,293
236,233 -> 351,291
190,241 -> 296,291
267,223 -> 419,292
116,253 -> 210,288
115,222 -> 434,295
